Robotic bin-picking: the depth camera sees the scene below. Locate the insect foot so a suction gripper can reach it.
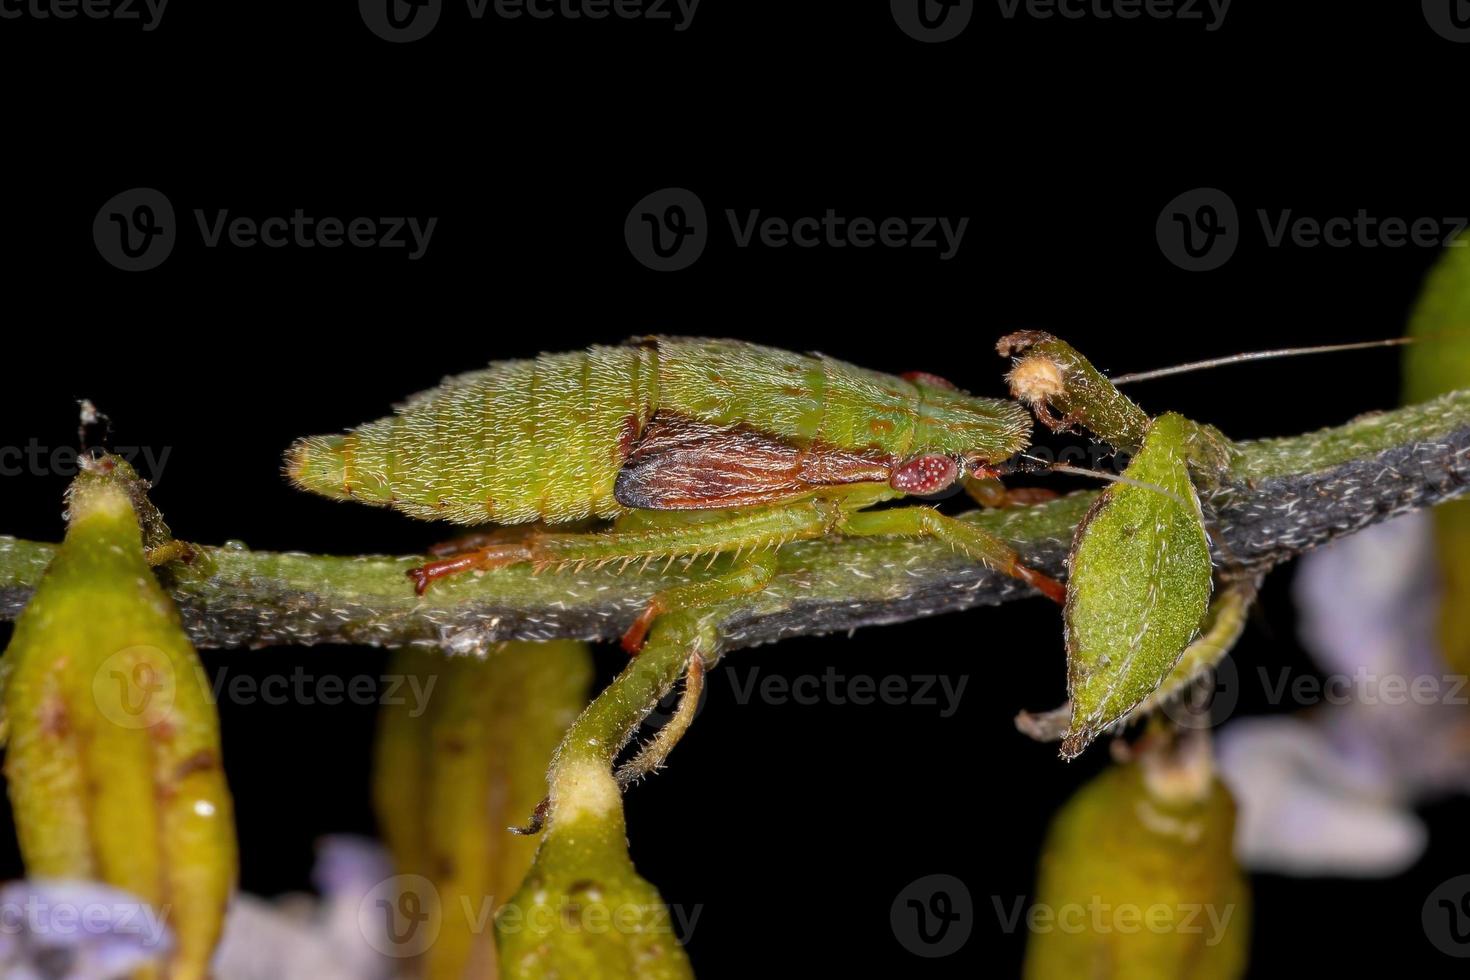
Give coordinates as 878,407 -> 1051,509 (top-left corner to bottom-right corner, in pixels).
406,539 -> 536,594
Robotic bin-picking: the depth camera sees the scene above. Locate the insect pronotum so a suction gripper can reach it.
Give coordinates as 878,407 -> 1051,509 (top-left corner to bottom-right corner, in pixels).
285,336 -> 1067,652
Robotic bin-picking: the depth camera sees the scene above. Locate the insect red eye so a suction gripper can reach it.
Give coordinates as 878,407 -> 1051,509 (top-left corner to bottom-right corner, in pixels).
889,454 -> 959,495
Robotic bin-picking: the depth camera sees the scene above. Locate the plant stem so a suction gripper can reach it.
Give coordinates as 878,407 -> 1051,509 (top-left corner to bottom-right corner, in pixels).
1,391 -> 1468,657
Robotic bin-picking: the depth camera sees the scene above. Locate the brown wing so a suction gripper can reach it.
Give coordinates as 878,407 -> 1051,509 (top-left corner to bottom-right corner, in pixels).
614,413 -> 893,510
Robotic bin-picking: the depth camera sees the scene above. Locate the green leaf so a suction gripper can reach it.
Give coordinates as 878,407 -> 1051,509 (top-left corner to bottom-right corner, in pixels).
1062,413 -> 1213,759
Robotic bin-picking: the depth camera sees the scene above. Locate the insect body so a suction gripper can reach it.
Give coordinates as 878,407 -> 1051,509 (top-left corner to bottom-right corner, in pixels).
286,337 -> 1066,650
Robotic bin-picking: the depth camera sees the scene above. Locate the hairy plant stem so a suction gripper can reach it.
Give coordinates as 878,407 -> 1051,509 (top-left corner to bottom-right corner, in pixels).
0,391 -> 1466,660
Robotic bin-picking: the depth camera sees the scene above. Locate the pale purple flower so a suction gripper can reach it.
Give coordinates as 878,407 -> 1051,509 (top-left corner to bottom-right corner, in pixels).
1218,511 -> 1470,876
0,879 -> 173,979
214,836 -> 402,980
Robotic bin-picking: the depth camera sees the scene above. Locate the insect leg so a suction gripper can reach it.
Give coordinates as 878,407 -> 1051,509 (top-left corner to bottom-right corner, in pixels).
423,521 -> 597,558
143,539 -> 197,566
620,550 -> 780,654
408,499 -> 840,594
407,538 -> 536,593
963,477 -> 1058,509
426,529 -> 525,558
839,506 -> 1066,604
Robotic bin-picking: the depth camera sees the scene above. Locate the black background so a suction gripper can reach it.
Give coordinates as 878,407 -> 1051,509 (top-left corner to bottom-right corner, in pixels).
1,1 -> 1468,975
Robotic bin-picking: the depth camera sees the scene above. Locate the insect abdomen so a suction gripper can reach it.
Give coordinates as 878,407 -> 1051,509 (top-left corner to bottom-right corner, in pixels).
286,345 -> 658,524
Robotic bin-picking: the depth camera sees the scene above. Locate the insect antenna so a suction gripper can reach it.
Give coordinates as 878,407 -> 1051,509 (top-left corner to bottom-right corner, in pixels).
1021,456 -> 1192,508
1109,337 -> 1412,385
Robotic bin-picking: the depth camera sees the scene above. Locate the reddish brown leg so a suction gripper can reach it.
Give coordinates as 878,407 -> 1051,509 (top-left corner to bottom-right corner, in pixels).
1013,564 -> 1067,605
964,477 -> 1059,510
621,599 -> 667,655
426,531 -> 511,558
425,522 -> 582,558
407,539 -> 535,594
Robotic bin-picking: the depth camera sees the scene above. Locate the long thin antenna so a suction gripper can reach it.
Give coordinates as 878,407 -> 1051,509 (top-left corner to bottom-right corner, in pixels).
1110,337 -> 1412,386
1025,458 -> 1190,507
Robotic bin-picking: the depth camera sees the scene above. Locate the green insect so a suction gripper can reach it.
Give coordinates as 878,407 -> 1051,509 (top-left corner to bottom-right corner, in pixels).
285,337 -> 1067,653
